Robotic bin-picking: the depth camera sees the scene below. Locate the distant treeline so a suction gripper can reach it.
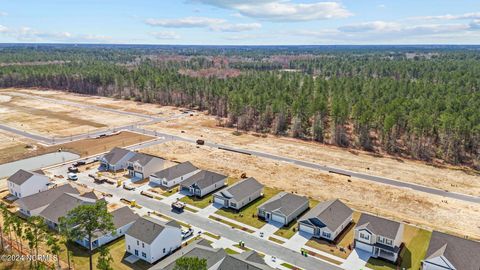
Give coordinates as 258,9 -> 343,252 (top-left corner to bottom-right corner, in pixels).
0,45 -> 478,169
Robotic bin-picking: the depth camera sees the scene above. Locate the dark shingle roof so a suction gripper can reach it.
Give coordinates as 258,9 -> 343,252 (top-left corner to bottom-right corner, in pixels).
215,177 -> 263,202
110,206 -> 139,228
181,170 -> 227,189
103,147 -> 132,164
128,153 -> 163,166
425,231 -> 480,270
16,184 -> 79,211
126,216 -> 180,244
39,193 -> 96,223
356,213 -> 402,240
258,192 -> 309,217
151,161 -> 198,181
299,199 -> 353,232
7,169 -> 48,185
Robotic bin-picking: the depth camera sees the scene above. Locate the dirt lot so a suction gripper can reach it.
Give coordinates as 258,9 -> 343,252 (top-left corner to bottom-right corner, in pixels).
141,141 -> 480,240
0,90 -> 147,137
145,113 -> 480,196
0,130 -> 45,164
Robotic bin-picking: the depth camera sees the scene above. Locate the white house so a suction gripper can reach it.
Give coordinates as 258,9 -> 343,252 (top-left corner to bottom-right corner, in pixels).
7,169 -> 50,198
213,177 -> 264,210
101,147 -> 135,172
180,170 -> 228,198
127,153 -> 165,180
257,192 -> 309,226
125,216 -> 182,264
354,213 -> 404,263
298,199 -> 353,242
150,161 -> 200,188
76,206 -> 139,250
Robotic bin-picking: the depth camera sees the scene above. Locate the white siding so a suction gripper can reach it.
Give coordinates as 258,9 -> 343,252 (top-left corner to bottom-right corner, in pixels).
8,174 -> 49,198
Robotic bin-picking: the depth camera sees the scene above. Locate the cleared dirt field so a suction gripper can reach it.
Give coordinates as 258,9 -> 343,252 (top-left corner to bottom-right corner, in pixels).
141,141 -> 480,240
145,113 -> 480,196
0,90 -> 147,137
0,130 -> 44,164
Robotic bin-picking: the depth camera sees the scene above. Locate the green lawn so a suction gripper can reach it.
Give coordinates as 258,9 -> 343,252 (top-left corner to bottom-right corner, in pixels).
273,199 -> 320,239
366,225 -> 432,270
162,187 -> 179,197
215,186 -> 281,228
225,248 -> 240,255
179,178 -> 238,209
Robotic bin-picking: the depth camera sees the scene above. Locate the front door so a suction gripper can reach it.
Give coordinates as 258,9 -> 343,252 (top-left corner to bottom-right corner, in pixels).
134,249 -> 139,256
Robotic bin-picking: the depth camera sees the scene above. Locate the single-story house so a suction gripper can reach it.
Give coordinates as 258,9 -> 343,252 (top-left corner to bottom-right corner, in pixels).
127,153 -> 165,180
100,147 -> 135,172
354,213 -> 404,263
180,170 -> 228,198
149,161 -> 199,188
257,192 -> 309,226
421,231 -> 480,270
149,239 -> 274,270
125,216 -> 182,264
7,169 -> 50,198
213,177 -> 264,210
76,206 -> 139,250
298,199 -> 353,241
15,184 -> 79,217
39,192 -> 99,230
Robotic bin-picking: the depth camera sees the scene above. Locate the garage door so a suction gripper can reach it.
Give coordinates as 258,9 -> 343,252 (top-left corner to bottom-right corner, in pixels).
299,224 -> 315,234
213,197 -> 226,206
271,213 -> 286,224
150,176 -> 160,185
355,241 -> 373,253
134,172 -> 143,179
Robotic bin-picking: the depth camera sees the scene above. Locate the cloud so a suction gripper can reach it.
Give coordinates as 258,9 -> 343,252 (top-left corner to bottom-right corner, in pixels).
0,25 -> 8,33
339,21 -> 401,32
413,12 -> 480,21
191,0 -> 352,22
0,26 -> 113,43
151,31 -> 180,40
470,19 -> 480,30
145,16 -> 261,32
0,11 -> 7,16
338,21 -> 474,35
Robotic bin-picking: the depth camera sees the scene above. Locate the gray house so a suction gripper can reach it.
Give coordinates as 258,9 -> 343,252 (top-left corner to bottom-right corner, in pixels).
213,177 -> 264,210
101,147 -> 135,172
421,231 -> 480,270
354,213 -> 404,263
149,161 -> 200,188
15,184 -> 80,217
150,239 -> 274,270
257,192 -> 309,226
180,170 -> 228,198
298,199 -> 353,241
127,153 -> 165,180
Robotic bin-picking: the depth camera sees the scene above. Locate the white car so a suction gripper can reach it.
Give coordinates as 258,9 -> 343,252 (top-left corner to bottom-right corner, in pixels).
68,173 -> 78,181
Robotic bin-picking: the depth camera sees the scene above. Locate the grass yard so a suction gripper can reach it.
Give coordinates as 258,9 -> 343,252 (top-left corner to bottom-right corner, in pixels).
162,187 -> 179,197
366,225 -> 432,270
273,199 -> 319,239
225,248 -> 240,255
305,211 -> 361,259
209,216 -> 255,233
203,231 -> 221,240
180,193 -> 214,208
268,236 -> 285,245
214,186 -> 281,228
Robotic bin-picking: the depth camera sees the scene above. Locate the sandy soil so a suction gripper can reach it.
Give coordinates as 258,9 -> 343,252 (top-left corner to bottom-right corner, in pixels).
145,114 -> 480,196
0,91 -> 147,137
141,141 -> 480,240
0,130 -> 42,164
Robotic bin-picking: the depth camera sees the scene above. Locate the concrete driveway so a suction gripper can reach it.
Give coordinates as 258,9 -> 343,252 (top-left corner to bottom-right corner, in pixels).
341,249 -> 372,270
283,231 -> 312,252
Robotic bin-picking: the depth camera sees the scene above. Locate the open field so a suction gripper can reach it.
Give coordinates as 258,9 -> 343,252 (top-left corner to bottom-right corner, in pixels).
0,90 -> 147,137
141,141 -> 480,240
145,113 -> 480,196
0,130 -> 43,164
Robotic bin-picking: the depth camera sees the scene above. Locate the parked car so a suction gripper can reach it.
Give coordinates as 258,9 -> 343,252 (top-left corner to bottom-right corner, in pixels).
68,167 -> 79,173
182,228 -> 194,239
196,139 -> 205,145
73,161 -> 86,167
67,173 -> 78,181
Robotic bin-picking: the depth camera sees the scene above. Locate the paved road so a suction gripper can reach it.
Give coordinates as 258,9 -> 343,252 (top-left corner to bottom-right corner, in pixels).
73,177 -> 341,270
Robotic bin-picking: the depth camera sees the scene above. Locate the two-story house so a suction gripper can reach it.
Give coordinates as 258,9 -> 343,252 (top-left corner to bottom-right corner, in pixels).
125,216 -> 182,264
7,169 -> 50,198
354,213 -> 404,263
127,153 -> 165,180
100,147 -> 135,172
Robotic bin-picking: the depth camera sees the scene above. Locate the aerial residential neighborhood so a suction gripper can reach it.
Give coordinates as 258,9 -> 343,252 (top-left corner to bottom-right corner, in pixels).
1,1 -> 480,270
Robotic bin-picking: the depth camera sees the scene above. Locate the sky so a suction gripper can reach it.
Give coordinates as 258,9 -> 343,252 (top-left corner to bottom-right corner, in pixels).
0,0 -> 479,45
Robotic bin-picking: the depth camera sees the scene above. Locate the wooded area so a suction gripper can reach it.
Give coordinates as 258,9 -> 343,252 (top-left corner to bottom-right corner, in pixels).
0,45 -> 478,169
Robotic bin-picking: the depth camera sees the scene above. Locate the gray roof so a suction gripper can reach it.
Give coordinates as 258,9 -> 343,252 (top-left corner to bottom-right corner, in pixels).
126,216 -> 180,244
151,161 -> 198,181
39,193 -> 97,223
81,191 -> 101,200
103,147 -> 132,164
258,192 -> 309,217
299,199 -> 353,232
181,170 -> 227,190
356,213 -> 402,240
128,153 -> 163,166
149,239 -> 273,270
424,231 -> 480,270
215,177 -> 264,202
7,169 -> 48,185
110,206 -> 139,228
16,184 -> 79,211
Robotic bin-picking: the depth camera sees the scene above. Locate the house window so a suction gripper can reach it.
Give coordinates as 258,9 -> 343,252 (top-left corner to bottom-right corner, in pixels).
142,243 -> 144,248
163,248 -> 166,253
142,252 -> 146,258
386,239 -> 393,245
322,232 -> 331,238
360,232 -> 370,240
230,202 -> 237,207
137,240 -> 139,246
128,245 -> 130,250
